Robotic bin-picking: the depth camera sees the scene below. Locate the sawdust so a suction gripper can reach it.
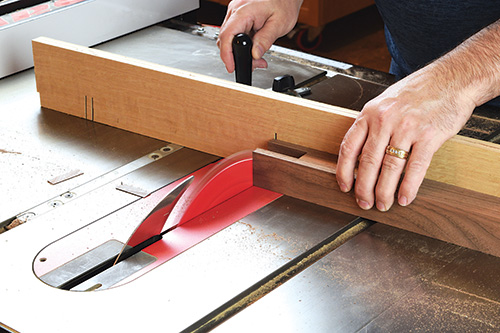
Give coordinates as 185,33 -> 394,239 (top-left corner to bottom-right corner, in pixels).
384,281 -> 500,331
430,282 -> 500,328
237,221 -> 306,261
308,228 -> 500,332
191,220 -> 372,332
238,222 -> 256,234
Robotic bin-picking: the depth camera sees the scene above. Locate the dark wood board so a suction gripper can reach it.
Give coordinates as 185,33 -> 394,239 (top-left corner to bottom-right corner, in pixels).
253,140 -> 500,257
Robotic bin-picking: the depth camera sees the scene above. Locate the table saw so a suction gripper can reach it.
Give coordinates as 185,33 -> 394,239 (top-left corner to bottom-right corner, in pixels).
1,18 -> 500,333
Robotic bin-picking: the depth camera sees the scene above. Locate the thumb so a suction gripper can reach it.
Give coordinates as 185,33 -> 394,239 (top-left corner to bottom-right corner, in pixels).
251,24 -> 283,59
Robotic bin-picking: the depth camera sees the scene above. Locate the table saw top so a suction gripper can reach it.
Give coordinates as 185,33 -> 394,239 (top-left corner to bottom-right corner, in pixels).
1,22 -> 499,333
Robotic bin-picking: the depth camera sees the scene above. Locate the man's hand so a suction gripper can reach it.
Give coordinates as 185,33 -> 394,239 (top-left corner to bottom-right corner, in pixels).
337,19 -> 500,212
336,69 -> 474,212
217,0 -> 303,73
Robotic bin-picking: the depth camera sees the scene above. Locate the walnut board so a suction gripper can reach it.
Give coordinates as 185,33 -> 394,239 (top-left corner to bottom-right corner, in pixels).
32,37 -> 500,198
254,141 -> 500,257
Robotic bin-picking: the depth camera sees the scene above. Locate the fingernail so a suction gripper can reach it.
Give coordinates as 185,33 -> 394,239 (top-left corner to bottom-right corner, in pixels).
376,201 -> 388,212
253,45 -> 265,59
399,196 -> 408,207
356,198 -> 372,210
339,182 -> 349,193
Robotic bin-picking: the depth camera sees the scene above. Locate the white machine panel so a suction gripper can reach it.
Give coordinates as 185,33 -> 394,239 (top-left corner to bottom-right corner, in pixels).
0,0 -> 198,78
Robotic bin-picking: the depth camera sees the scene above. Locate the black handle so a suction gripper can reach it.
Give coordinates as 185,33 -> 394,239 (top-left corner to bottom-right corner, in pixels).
232,33 -> 253,85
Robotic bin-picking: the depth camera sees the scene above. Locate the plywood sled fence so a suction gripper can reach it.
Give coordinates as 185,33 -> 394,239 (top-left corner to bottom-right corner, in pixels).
32,37 -> 500,256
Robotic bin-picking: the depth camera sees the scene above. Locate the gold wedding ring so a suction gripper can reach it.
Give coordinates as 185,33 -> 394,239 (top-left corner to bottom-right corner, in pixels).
385,145 -> 410,160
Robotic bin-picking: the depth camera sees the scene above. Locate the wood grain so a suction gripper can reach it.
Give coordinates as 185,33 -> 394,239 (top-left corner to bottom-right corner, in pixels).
32,37 -> 356,158
253,142 -> 500,257
32,37 -> 500,197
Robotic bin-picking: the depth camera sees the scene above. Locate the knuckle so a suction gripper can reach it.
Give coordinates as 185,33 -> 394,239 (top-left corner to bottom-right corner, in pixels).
375,110 -> 388,127
339,139 -> 356,158
363,101 -> 390,127
375,186 -> 394,204
398,117 -> 415,133
363,98 -> 381,111
359,151 -> 379,168
381,155 -> 403,173
421,128 -> 439,142
398,179 -> 420,204
405,159 -> 430,174
354,186 -> 372,201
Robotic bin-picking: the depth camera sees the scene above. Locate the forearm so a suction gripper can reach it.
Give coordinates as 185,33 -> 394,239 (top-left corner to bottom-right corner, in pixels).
427,19 -> 500,107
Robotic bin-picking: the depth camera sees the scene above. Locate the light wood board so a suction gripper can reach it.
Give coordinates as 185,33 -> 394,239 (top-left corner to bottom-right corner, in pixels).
32,37 -> 500,197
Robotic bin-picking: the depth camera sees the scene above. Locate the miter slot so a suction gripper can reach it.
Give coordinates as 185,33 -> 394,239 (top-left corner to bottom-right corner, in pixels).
182,217 -> 374,332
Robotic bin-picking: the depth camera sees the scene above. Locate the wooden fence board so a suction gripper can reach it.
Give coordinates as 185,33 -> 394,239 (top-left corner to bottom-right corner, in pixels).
32,37 -> 500,197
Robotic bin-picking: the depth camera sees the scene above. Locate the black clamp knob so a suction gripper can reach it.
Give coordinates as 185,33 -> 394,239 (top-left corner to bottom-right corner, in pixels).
273,74 -> 311,97
272,75 -> 296,93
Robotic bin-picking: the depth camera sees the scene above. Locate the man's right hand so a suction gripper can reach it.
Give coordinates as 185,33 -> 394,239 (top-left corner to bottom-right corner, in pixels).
217,0 -> 303,73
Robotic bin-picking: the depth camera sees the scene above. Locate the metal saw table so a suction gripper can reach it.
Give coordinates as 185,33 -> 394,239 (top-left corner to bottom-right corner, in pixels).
1,21 -> 500,333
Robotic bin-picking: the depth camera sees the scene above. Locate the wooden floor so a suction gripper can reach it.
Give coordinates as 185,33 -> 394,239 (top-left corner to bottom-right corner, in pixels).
194,1 -> 391,72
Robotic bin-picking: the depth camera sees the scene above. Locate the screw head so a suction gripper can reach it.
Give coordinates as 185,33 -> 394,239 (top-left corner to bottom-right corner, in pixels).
49,200 -> 63,208
62,192 -> 75,199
